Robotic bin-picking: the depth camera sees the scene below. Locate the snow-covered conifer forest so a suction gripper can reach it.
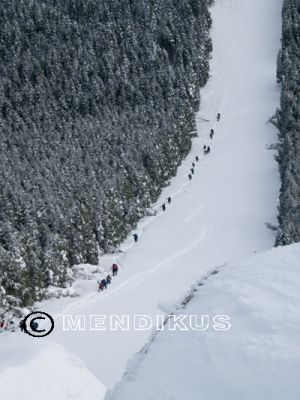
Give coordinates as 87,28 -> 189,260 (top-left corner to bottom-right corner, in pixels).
275,0 -> 300,245
0,0 -> 212,311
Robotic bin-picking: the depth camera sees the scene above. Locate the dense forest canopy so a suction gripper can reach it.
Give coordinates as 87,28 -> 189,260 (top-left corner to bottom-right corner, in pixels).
0,0 -> 212,313
275,0 -> 300,246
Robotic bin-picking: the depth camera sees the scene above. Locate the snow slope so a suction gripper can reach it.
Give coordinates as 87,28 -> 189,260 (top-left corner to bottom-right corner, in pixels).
0,0 -> 282,398
105,243 -> 300,400
0,334 -> 106,400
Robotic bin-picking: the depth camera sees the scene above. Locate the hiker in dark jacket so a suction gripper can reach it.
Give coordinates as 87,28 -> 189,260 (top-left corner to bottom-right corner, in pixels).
217,113 -> 221,121
161,203 -> 166,212
133,233 -> 139,243
195,156 -> 199,162
19,319 -> 26,333
111,263 -> 119,276
210,129 -> 214,139
167,197 -> 172,204
188,174 -> 192,181
106,275 -> 112,284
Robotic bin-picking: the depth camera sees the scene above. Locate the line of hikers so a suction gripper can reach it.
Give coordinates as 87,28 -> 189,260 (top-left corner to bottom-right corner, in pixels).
189,154 -> 199,180
161,196 -> 172,212
97,263 -> 119,291
129,113 -> 221,256
191,113 -> 221,173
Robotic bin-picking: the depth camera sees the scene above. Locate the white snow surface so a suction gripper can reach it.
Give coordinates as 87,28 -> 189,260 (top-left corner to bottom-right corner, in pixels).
0,0 -> 283,398
0,334 -> 106,400
105,243 -> 300,400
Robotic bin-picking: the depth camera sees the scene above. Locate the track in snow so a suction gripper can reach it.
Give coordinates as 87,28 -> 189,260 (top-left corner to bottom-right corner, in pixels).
23,0 -> 282,396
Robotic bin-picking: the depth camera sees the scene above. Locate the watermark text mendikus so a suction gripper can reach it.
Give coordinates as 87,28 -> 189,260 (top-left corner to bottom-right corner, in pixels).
63,314 -> 231,332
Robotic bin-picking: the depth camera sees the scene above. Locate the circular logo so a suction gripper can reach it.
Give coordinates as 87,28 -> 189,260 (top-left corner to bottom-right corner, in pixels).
23,311 -> 54,338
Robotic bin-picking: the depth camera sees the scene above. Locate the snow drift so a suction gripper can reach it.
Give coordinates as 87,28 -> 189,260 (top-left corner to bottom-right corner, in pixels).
106,243 -> 300,400
0,334 -> 106,400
